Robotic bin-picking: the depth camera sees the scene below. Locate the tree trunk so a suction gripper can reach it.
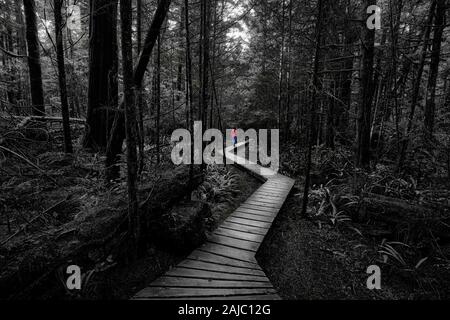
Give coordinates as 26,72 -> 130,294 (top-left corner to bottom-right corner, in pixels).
177,4 -> 185,104
120,0 -> 139,257
388,0 -> 403,149
155,35 -> 161,165
184,0 -> 195,190
137,0 -> 142,53
355,0 -> 376,169
106,0 -> 172,176
302,0 -> 324,216
133,0 -> 172,86
83,0 -> 119,151
285,0 -> 293,142
201,0 -> 211,130
209,0 -> 218,130
54,0 -> 73,154
23,0 -> 45,117
338,38 -> 355,136
277,0 -> 286,131
398,0 -> 436,169
424,0 -> 446,138
136,0 -> 145,173
198,0 -> 210,172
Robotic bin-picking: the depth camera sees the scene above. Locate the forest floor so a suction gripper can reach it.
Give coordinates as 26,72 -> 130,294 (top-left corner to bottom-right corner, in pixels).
258,181 -> 450,300
258,188 -> 398,300
257,144 -> 450,300
0,130 -> 261,300
88,165 -> 261,300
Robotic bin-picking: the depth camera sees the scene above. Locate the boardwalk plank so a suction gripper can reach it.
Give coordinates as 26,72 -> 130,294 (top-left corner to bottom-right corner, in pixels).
244,200 -> 282,209
260,186 -> 290,191
179,259 -> 266,276
246,199 -> 285,208
240,204 -> 277,214
214,227 -> 265,243
234,207 -> 276,217
255,188 -> 286,197
188,250 -> 261,270
220,221 -> 268,236
250,197 -> 284,204
134,287 -> 277,299
149,277 -> 274,288
199,243 -> 258,263
230,211 -> 274,223
248,196 -> 285,204
165,268 -> 269,282
206,234 -> 260,252
227,217 -> 272,229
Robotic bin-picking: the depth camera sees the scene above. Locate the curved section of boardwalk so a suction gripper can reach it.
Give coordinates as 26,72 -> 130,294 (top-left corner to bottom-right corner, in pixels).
133,142 -> 295,300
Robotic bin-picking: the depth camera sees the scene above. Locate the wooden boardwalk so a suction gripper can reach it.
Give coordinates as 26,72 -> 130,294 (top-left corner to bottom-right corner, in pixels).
133,142 -> 295,300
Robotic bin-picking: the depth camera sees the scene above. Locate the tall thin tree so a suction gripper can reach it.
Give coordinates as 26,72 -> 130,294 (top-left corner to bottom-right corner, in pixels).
23,0 -> 45,117
424,0 -> 447,138
184,0 -> 195,188
120,0 -> 139,257
355,0 -> 376,169
54,0 -> 73,153
398,0 -> 436,169
302,0 -> 324,216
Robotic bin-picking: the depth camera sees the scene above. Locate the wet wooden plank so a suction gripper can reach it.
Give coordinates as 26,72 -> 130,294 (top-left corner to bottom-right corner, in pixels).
199,243 -> 259,263
251,192 -> 285,199
265,183 -> 291,188
258,186 -> 287,192
214,227 -> 265,243
240,203 -> 277,214
165,268 -> 269,282
149,277 -> 274,288
260,185 -> 291,191
249,193 -> 286,202
247,197 -> 286,207
220,221 -> 268,236
134,287 -> 277,299
188,250 -> 261,270
244,200 -> 282,209
258,189 -> 290,194
205,235 -> 260,253
226,216 -> 272,229
179,259 -> 267,276
230,211 -> 274,223
234,207 -> 275,218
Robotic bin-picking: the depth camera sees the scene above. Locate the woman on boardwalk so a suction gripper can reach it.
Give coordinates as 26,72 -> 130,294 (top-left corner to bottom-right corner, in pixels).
231,128 -> 238,146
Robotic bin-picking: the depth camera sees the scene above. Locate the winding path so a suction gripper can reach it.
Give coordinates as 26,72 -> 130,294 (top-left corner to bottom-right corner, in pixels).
133,142 -> 295,300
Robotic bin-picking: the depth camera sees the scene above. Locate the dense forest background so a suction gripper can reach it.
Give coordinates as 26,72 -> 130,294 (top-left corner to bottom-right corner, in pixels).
0,0 -> 449,300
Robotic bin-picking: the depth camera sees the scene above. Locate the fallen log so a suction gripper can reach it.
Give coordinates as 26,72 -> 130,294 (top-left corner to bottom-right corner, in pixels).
14,116 -> 86,130
356,192 -> 450,242
360,192 -> 448,220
